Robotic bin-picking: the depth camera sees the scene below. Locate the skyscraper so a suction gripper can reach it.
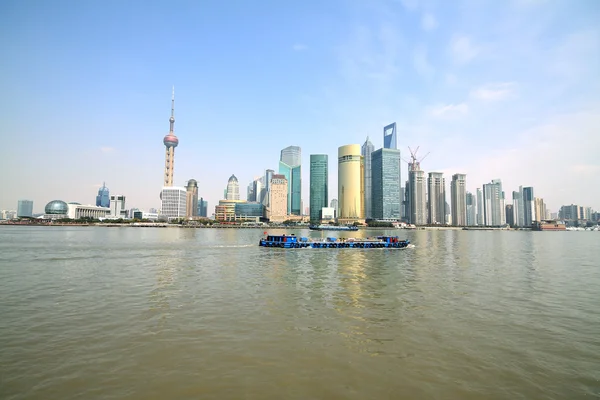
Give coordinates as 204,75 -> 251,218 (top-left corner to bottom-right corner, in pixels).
361,137 -> 374,219
451,174 -> 467,226
226,175 -> 240,200
279,146 -> 301,215
506,204 -> 514,226
408,164 -> 426,225
247,182 -> 255,202
269,174 -> 288,221
197,197 -> 208,217
522,187 -> 535,227
371,148 -> 401,220
427,172 -> 445,224
338,144 -> 364,222
466,192 -> 476,226
330,199 -> 338,217
185,179 -> 198,218
483,179 -> 505,226
163,87 -> 179,187
512,189 -> 524,227
309,154 -> 328,222
383,122 -> 397,149
261,169 -> 274,207
17,200 -> 33,218
109,195 -> 127,218
96,182 -> 110,208
476,188 -> 483,225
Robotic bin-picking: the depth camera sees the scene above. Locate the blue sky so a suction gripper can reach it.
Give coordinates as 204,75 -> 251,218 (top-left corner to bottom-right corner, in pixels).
1,0 -> 599,213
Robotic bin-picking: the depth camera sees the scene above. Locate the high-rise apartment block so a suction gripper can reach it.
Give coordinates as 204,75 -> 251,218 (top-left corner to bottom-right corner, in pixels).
17,200 -> 33,218
522,187 -> 534,227
482,179 -> 505,226
361,137 -> 374,219
427,172 -> 446,224
476,188 -> 483,225
185,179 -> 198,218
408,165 -> 426,225
451,173 -> 467,226
466,192 -> 477,226
338,144 -> 364,222
512,189 -> 524,227
371,148 -> 401,220
309,154 -> 328,222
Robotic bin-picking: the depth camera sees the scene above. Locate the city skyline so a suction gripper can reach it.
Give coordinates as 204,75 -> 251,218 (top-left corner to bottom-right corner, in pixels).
1,1 -> 599,213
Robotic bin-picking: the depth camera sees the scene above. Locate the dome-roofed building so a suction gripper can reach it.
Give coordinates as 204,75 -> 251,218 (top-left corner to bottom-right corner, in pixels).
45,200 -> 69,215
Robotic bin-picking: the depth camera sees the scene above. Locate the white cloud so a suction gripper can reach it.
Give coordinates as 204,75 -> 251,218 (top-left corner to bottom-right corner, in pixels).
470,82 -> 517,101
421,13 -> 438,31
100,147 -> 115,153
430,103 -> 469,118
449,35 -> 479,65
292,43 -> 308,51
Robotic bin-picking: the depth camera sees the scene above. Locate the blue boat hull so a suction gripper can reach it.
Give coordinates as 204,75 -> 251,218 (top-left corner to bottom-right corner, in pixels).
259,240 -> 410,249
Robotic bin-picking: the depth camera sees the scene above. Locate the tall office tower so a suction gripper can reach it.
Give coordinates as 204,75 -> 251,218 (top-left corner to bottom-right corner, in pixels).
269,174 -> 288,221
279,146 -> 301,215
506,204 -> 515,226
522,187 -> 534,227
466,192 -> 476,226
247,182 -> 255,202
226,174 -> 240,200
371,148 -> 401,220
185,179 -> 198,218
338,144 -> 364,222
197,197 -> 208,217
96,182 -> 110,207
400,187 -> 405,219
161,187 -> 187,219
261,169 -> 274,207
383,122 -> 397,149
534,197 -> 546,222
476,188 -> 483,225
330,199 -> 338,217
451,174 -> 467,226
404,180 -> 411,222
408,164 -> 426,225
361,137 -> 374,219
309,154 -> 328,222
512,190 -> 524,227
427,172 -> 446,224
482,179 -> 505,226
109,195 -> 127,218
17,200 -> 33,218
163,87 -> 179,187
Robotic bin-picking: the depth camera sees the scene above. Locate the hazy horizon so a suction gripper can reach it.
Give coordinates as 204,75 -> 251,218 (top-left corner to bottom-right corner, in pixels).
1,0 -> 598,213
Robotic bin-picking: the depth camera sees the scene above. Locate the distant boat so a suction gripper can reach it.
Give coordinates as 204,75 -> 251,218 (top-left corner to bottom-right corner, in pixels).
309,224 -> 359,231
259,233 -> 410,249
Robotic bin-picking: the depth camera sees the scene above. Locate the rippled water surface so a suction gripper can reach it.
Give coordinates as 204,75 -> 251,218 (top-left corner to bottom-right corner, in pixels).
1,226 -> 599,399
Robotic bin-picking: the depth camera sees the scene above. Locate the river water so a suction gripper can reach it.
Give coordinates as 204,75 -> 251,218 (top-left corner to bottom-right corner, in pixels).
0,226 -> 598,399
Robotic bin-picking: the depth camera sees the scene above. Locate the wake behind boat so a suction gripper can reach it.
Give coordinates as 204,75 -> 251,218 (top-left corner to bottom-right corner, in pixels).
309,224 -> 358,231
259,233 -> 410,249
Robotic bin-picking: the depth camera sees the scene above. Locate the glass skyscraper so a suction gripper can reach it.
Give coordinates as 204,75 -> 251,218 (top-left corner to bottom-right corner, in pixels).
96,182 -> 110,208
197,197 -> 208,217
309,154 -> 328,222
371,148 -> 401,220
279,146 -> 301,215
383,122 -> 397,149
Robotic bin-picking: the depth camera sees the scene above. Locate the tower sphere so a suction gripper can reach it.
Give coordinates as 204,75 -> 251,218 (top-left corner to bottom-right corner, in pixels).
164,134 -> 179,147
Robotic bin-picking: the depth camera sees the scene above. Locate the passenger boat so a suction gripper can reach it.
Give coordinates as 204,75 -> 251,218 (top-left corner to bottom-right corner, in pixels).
259,234 -> 410,249
309,224 -> 359,231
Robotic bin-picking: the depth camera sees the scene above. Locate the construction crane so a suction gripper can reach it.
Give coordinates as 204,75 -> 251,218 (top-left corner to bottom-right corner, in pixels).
404,146 -> 430,171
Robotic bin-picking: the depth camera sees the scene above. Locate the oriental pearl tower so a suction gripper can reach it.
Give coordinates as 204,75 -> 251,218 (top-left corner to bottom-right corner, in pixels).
163,87 -> 179,187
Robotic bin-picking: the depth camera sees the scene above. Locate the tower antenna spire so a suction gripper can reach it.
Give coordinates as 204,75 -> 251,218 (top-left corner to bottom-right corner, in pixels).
169,86 -> 175,134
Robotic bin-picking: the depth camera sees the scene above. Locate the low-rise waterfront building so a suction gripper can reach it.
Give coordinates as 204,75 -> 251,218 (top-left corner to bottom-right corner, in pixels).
161,187 -> 187,219
17,200 -> 34,218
